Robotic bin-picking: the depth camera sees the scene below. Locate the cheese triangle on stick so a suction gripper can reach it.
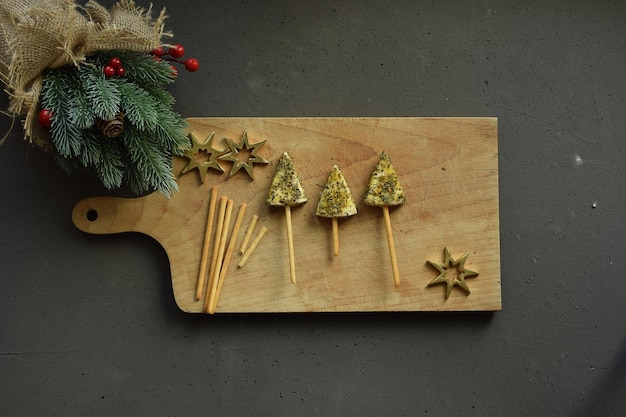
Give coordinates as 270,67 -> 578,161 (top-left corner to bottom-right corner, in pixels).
363,151 -> 407,206
267,152 -> 308,207
316,165 -> 357,256
267,152 -> 307,283
363,151 -> 406,286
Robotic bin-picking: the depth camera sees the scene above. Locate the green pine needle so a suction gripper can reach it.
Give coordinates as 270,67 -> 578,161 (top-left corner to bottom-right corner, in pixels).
141,82 -> 175,108
93,50 -> 175,87
114,79 -> 159,131
81,66 -> 121,121
153,109 -> 189,156
95,146 -> 125,190
41,69 -> 84,157
69,79 -> 95,129
122,125 -> 178,197
77,129 -> 103,167
40,50 -> 190,196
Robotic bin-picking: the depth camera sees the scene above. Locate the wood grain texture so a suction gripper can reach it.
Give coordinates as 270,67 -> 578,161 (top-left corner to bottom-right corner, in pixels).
72,117 -> 501,313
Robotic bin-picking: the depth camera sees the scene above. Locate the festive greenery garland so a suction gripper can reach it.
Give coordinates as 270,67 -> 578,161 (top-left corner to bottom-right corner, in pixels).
39,49 -> 195,196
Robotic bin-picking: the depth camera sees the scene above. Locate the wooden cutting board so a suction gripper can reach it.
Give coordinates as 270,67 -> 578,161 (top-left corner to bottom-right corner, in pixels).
72,117 -> 501,313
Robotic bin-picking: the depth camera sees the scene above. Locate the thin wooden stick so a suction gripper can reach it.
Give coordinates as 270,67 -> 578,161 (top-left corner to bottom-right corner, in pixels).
210,203 -> 247,314
204,196 -> 227,311
195,186 -> 218,300
332,217 -> 339,257
285,205 -> 296,284
206,199 -> 234,312
238,226 -> 268,268
382,205 -> 400,287
239,214 -> 258,255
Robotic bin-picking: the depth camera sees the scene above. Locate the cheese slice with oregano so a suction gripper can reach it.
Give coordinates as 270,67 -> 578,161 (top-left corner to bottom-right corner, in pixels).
267,152 -> 308,206
316,165 -> 358,218
363,151 -> 407,206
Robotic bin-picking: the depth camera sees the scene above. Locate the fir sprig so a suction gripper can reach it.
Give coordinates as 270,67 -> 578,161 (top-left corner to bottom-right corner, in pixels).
80,66 -> 121,121
69,79 -> 95,129
93,50 -> 175,86
41,69 -> 84,157
123,125 -> 178,196
39,50 -> 190,196
81,130 -> 125,189
152,108 -> 189,156
115,79 -> 159,131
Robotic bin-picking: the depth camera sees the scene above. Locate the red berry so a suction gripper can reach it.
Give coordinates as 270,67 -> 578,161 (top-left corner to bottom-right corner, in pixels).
170,65 -> 178,77
109,57 -> 122,68
150,46 -> 165,57
115,66 -> 126,77
184,58 -> 199,72
169,44 -> 185,59
103,65 -> 116,78
38,109 -> 53,128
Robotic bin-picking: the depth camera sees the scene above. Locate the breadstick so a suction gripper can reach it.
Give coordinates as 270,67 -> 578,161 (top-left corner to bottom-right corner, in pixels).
239,214 -> 258,255
195,186 -> 218,300
210,203 -> 247,313
238,226 -> 268,268
204,196 -> 228,311
206,199 -> 234,312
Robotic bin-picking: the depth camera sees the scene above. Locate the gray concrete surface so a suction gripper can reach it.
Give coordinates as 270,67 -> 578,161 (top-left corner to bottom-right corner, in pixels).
1,0 -> 624,415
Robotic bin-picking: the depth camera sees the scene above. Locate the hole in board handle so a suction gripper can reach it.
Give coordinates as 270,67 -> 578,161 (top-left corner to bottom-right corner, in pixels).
86,209 -> 98,222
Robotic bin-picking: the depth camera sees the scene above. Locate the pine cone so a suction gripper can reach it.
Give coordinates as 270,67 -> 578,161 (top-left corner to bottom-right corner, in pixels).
96,112 -> 125,138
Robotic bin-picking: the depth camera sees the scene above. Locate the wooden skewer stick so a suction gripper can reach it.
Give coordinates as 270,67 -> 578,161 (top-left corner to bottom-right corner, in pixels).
285,205 -> 296,284
238,226 -> 268,268
382,205 -> 400,287
206,199 -> 234,312
239,214 -> 258,255
195,186 -> 218,300
332,217 -> 339,257
210,203 -> 247,314
205,196 -> 227,311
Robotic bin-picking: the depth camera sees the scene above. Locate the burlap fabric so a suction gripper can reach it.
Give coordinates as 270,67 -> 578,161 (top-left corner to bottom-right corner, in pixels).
0,0 -> 169,148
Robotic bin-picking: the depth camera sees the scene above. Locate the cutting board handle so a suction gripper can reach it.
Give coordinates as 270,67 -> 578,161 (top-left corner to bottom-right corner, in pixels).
72,195 -> 155,236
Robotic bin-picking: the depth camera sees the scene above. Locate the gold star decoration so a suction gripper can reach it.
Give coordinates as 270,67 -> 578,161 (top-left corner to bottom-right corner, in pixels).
426,247 -> 479,300
219,130 -> 269,179
181,131 -> 227,182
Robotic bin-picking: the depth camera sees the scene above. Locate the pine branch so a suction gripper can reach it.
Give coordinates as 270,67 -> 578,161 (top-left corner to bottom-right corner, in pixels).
122,126 -> 178,196
123,160 -> 150,196
81,66 -> 121,121
77,129 -> 103,167
123,52 -> 176,86
151,106 -> 189,156
94,143 -> 125,190
41,69 -> 84,157
68,78 -> 95,129
91,50 -> 175,87
40,50 -> 191,196
141,82 -> 175,107
114,79 -> 159,131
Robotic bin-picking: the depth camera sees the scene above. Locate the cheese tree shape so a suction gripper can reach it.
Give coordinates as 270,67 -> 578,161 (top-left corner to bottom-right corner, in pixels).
316,165 -> 357,256
363,151 -> 407,206
267,152 -> 308,207
267,152 -> 307,283
363,151 -> 407,286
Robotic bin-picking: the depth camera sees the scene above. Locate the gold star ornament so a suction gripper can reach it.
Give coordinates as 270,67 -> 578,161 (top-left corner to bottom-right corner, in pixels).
180,131 -> 227,182
426,247 -> 479,300
219,130 -> 270,179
